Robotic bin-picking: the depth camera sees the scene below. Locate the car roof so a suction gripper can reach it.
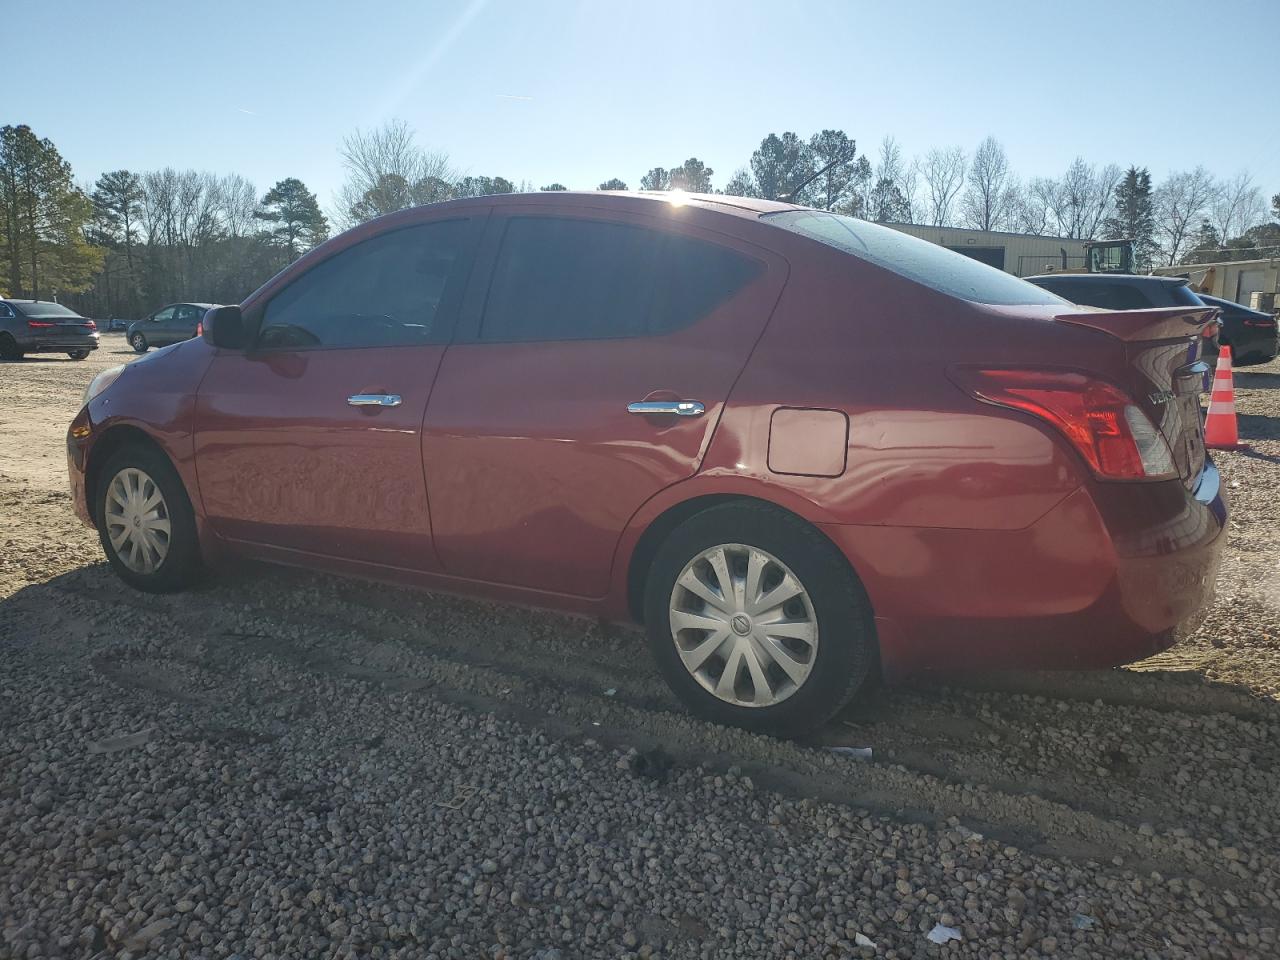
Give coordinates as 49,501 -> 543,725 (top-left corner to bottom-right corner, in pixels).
1026,273 -> 1188,286
408,190 -> 805,223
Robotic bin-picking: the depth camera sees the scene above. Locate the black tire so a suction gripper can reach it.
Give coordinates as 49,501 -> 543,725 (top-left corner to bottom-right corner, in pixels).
96,444 -> 202,593
643,501 -> 876,737
0,334 -> 22,361
130,332 -> 148,353
67,349 -> 90,360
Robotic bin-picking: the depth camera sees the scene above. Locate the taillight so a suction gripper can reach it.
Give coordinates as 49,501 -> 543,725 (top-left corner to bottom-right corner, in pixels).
85,319 -> 96,330
1243,318 -> 1276,328
27,320 -> 56,329
950,367 -> 1177,481
195,320 -> 203,337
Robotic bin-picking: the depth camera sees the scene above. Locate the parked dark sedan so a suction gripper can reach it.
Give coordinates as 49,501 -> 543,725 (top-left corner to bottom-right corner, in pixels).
127,303 -> 217,353
1195,294 -> 1278,365
0,299 -> 99,361
68,193 -> 1226,735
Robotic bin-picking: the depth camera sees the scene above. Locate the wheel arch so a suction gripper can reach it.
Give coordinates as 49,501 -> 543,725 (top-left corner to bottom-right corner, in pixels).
85,425 -> 172,522
624,492 -> 868,626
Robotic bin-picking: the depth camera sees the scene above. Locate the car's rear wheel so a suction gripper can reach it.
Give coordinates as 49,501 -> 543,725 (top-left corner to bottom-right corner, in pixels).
96,445 -> 201,593
0,334 -> 23,361
130,333 -> 148,353
643,502 -> 876,736
67,349 -> 90,360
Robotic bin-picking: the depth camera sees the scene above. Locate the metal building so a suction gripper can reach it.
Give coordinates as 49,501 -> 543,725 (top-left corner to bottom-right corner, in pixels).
1151,257 -> 1280,309
883,223 -> 1089,278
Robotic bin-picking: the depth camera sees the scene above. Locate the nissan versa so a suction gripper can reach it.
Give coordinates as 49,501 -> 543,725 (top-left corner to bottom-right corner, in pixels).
67,192 -> 1226,734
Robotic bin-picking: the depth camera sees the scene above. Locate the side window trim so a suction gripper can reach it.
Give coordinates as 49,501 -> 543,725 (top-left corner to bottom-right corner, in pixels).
251,215 -> 487,353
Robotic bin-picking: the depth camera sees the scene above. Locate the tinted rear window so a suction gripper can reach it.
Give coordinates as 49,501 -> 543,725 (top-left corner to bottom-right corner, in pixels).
1169,283 -> 1205,307
16,302 -> 82,319
480,217 -> 760,341
764,210 -> 1064,306
1031,279 -> 1153,310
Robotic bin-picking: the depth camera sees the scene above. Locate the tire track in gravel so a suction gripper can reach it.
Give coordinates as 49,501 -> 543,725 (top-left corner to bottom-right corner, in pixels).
47,568 -> 1280,902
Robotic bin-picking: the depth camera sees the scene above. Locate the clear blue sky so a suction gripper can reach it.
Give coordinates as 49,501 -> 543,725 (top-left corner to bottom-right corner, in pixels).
10,0 -> 1280,215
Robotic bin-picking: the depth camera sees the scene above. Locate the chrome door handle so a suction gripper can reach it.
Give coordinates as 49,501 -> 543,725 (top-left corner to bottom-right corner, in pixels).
627,400 -> 705,417
347,393 -> 402,407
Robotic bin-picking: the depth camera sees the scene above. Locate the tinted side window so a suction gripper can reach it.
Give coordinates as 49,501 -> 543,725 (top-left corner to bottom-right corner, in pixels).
479,217 -> 759,342
152,307 -> 176,323
261,220 -> 475,349
175,305 -> 201,324
0,304 -> 13,319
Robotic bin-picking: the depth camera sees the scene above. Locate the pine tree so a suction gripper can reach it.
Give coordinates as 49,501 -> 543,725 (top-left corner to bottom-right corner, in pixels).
254,178 -> 328,261
1103,166 -> 1156,271
0,124 -> 102,298
638,168 -> 670,191
669,158 -> 714,193
749,133 -> 814,202
807,130 -> 857,211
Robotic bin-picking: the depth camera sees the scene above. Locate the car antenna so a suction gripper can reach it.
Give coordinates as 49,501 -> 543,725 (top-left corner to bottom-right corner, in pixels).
778,147 -> 855,205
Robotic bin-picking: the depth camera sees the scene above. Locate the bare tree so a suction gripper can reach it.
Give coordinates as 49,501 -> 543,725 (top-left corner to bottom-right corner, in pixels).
1211,171 -> 1265,242
920,147 -> 966,226
335,119 -> 456,228
1008,177 -> 1058,235
961,136 -> 1011,231
872,137 -> 919,223
1155,167 -> 1220,265
216,173 -> 260,238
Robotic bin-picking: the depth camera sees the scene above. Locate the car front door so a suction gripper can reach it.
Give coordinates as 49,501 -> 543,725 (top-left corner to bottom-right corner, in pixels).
148,306 -> 175,344
193,216 -> 484,569
421,208 -> 787,598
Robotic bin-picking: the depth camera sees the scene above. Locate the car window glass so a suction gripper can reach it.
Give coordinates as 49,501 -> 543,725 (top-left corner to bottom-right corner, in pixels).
175,305 -> 200,323
1078,283 -> 1151,310
764,210 -> 1064,306
0,304 -> 13,319
480,217 -> 760,341
152,307 -> 175,322
260,220 -> 473,350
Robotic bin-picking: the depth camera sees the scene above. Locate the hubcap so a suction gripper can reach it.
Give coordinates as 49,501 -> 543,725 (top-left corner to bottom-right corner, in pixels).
104,467 -> 171,574
669,543 -> 818,708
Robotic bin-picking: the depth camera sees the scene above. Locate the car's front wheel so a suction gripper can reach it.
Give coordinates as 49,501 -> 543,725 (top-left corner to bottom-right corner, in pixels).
130,333 -> 148,353
96,445 -> 201,593
67,349 -> 90,360
644,502 -> 876,737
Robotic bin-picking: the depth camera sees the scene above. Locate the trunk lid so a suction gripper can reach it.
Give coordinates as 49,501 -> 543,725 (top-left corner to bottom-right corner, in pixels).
1057,305 -> 1220,489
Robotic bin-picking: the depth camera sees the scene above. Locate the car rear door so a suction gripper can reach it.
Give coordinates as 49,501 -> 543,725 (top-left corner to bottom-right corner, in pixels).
194,215 -> 484,569
171,304 -> 203,343
421,207 -> 787,598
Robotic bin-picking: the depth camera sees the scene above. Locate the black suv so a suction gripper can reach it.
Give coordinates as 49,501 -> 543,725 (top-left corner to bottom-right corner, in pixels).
0,299 -> 100,361
127,302 -> 218,353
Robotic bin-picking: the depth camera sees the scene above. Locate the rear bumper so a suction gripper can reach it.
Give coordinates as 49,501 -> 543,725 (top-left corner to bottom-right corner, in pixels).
20,333 -> 99,352
1231,328 -> 1279,364
821,463 -> 1227,679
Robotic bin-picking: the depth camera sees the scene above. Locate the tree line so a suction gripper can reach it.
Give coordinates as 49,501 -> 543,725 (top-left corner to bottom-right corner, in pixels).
2,120 -> 1277,318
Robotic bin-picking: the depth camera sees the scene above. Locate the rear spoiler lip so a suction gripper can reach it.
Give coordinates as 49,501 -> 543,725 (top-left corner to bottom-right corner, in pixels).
1055,305 -> 1221,342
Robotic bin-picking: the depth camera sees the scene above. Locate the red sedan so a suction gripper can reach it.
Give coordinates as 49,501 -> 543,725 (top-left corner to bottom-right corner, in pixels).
67,192 -> 1226,734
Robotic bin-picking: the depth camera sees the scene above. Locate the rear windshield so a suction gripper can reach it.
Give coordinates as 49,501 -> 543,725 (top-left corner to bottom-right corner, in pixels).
15,301 -> 82,319
763,210 -> 1065,307
1169,282 -> 1205,307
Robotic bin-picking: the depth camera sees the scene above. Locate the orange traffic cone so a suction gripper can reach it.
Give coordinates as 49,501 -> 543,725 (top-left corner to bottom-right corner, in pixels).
1204,346 -> 1249,451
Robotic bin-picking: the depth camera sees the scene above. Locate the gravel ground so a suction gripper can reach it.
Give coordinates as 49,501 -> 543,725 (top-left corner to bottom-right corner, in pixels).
1,336 -> 1279,960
